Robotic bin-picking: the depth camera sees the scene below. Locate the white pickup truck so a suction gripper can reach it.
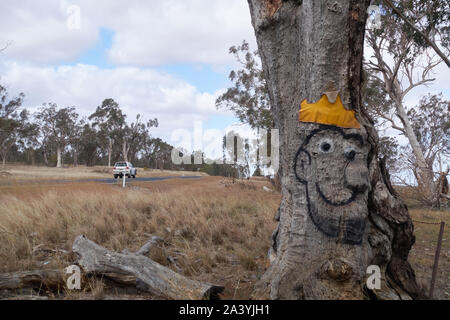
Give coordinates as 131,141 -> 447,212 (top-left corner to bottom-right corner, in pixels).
113,162 -> 137,179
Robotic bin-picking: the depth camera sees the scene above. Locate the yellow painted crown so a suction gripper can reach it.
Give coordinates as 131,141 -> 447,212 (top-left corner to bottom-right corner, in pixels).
299,93 -> 360,129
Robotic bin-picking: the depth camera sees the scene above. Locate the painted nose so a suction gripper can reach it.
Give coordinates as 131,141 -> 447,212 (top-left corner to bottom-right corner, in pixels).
344,162 -> 369,193
345,150 -> 356,161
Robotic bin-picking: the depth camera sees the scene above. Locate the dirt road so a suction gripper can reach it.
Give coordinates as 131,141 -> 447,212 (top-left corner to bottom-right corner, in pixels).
3,175 -> 203,186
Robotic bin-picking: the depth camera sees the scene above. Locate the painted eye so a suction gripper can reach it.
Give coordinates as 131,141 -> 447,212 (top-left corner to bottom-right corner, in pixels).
319,139 -> 334,153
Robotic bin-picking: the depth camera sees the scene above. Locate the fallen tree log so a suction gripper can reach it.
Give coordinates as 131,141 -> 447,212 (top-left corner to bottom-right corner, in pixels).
0,269 -> 137,291
441,193 -> 450,200
136,236 -> 164,255
0,269 -> 65,290
72,235 -> 224,300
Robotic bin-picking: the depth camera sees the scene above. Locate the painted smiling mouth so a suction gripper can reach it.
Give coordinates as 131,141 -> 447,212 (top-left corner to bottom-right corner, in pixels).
310,182 -> 368,245
315,182 -> 368,206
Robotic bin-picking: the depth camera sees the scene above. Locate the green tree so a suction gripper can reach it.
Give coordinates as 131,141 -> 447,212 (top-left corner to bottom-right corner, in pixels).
143,137 -> 173,169
89,98 -> 126,167
69,117 -> 86,167
381,0 -> 449,66
36,103 -> 78,168
78,124 -> 100,167
216,40 -> 272,130
0,85 -> 32,168
121,114 -> 158,162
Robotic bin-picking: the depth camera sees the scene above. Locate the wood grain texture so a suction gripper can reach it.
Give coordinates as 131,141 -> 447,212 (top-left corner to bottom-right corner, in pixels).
0,269 -> 65,290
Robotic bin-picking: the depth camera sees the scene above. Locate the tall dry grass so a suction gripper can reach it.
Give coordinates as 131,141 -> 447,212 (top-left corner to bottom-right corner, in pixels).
0,178 -> 279,286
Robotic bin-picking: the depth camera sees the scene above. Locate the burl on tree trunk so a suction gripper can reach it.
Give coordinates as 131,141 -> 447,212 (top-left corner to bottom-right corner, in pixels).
248,0 -> 425,299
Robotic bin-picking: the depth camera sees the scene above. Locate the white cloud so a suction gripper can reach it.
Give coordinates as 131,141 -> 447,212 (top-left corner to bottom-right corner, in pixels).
0,0 -> 256,67
105,0 -> 255,66
0,0 -> 98,64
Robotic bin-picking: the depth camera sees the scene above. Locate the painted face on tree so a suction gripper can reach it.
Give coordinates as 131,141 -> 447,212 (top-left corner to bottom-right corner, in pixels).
294,125 -> 370,244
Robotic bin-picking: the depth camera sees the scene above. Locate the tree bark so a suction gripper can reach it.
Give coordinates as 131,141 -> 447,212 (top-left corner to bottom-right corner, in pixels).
56,145 -> 62,168
73,148 -> 78,167
31,149 -> 36,166
122,138 -> 130,162
392,98 -> 435,203
0,140 -> 11,169
43,149 -> 49,166
135,236 -> 164,255
108,138 -> 113,168
0,269 -> 65,290
0,269 -> 143,291
248,0 -> 424,300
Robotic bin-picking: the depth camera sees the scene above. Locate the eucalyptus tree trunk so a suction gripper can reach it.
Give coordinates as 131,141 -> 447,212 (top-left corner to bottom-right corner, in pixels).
73,148 -> 78,167
56,145 -> 62,168
43,148 -> 49,166
248,0 -> 424,300
30,149 -> 36,166
108,138 -> 113,168
122,138 -> 130,162
392,97 -> 435,204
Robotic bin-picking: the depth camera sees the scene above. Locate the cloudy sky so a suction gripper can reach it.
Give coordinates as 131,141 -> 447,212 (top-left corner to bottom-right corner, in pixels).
0,1 -> 448,156
0,0 -> 258,155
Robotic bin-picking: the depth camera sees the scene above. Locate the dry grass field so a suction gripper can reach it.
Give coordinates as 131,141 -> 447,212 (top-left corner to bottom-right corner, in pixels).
407,208 -> 450,300
0,175 -> 279,299
0,166 -> 448,300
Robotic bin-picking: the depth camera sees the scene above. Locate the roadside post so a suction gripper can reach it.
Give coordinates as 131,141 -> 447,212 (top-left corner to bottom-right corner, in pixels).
122,174 -> 126,188
429,221 -> 445,298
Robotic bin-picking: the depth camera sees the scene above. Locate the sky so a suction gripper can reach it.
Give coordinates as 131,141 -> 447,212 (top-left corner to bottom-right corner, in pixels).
0,0 -> 258,157
0,0 -> 448,163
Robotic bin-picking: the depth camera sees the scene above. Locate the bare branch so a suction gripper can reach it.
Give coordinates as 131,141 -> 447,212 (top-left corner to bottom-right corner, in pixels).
0,40 -> 12,53
402,78 -> 435,99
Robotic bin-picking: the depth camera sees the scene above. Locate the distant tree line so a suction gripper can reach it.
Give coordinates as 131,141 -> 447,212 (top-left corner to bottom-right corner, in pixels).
0,85 -> 263,180
0,86 -> 176,169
